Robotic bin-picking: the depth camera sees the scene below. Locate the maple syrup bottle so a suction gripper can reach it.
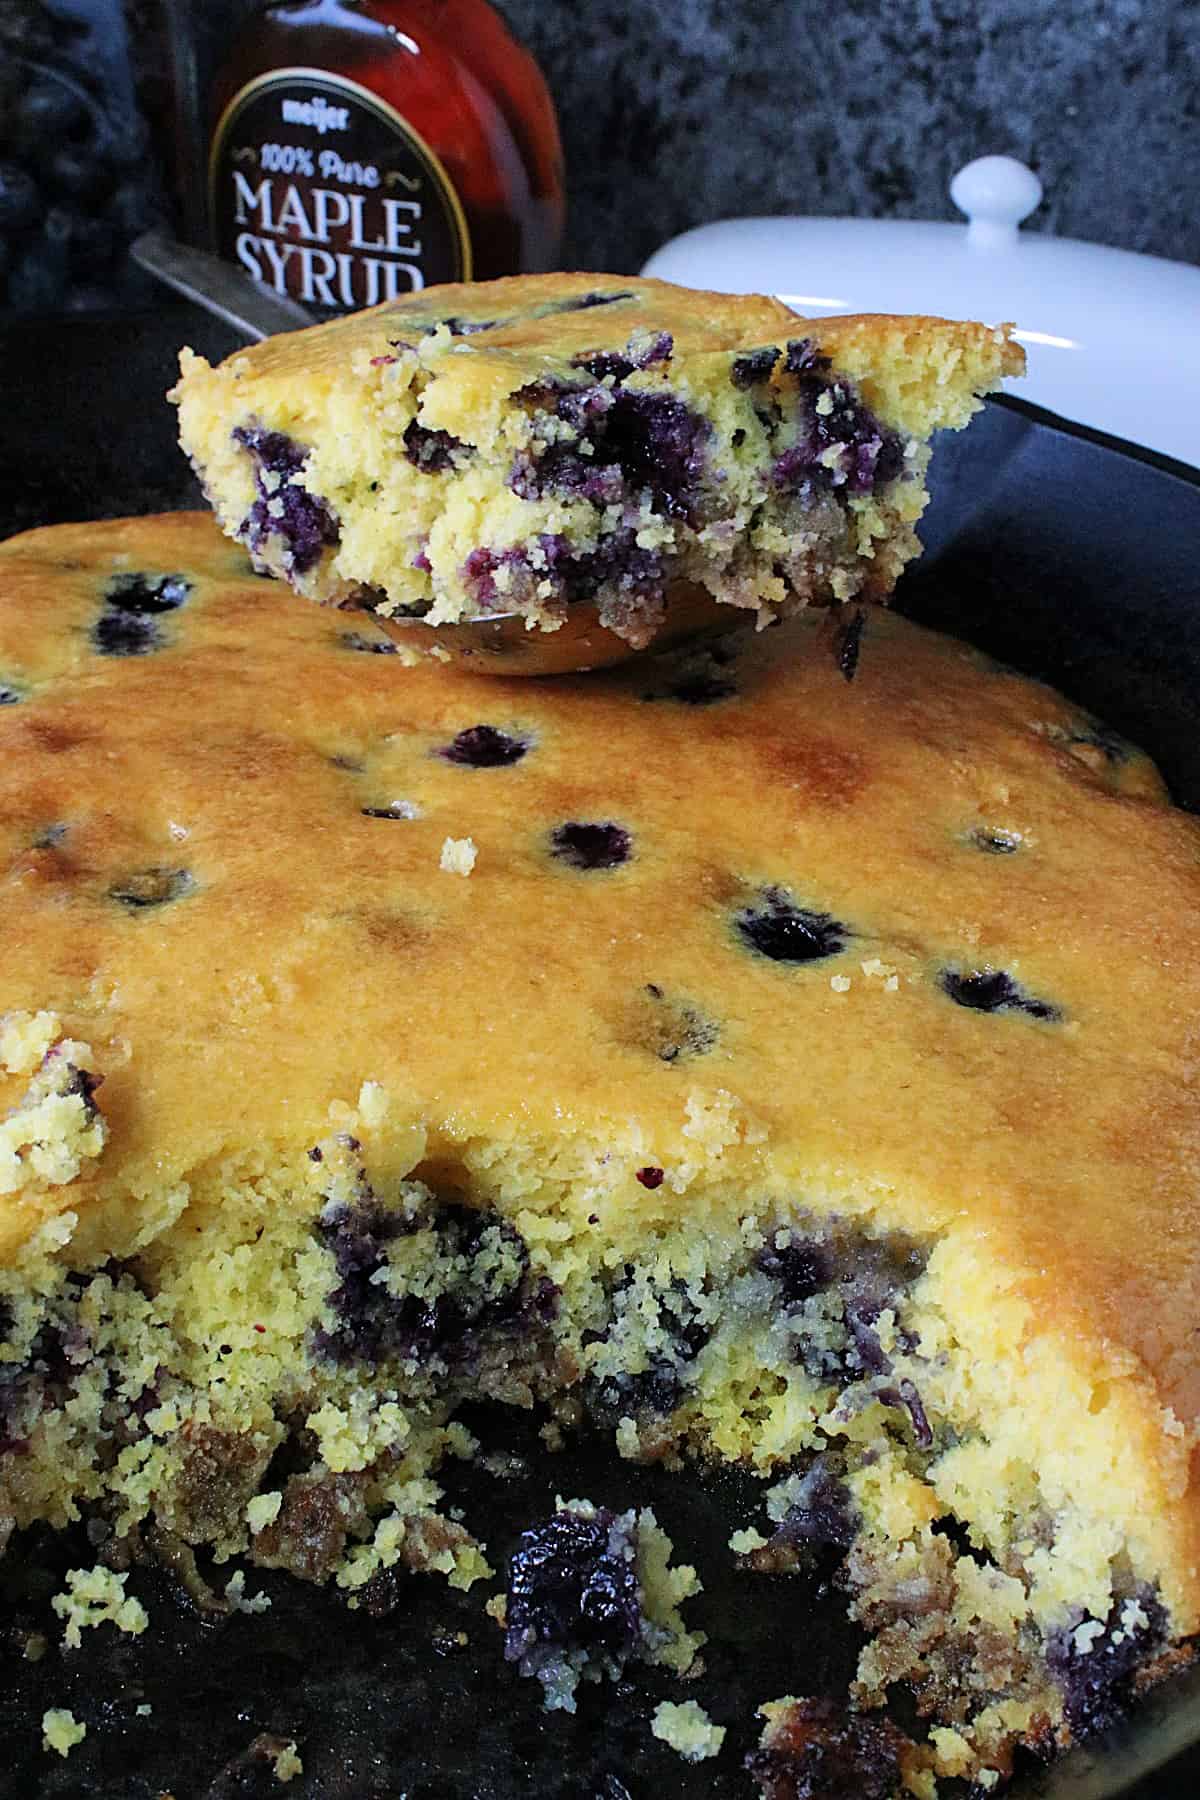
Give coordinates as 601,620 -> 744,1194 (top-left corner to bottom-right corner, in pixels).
208,0 -> 564,314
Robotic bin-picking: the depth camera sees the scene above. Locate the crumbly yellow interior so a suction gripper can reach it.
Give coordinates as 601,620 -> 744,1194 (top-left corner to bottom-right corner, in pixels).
1,1045 -> 1186,1786
171,273 -> 1019,641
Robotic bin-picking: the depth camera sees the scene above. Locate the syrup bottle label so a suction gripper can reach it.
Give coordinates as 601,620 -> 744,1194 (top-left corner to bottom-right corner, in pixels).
209,68 -> 472,312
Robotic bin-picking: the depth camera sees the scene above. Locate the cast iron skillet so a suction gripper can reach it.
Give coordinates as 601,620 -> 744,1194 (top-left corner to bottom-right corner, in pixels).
0,308 -> 1198,1800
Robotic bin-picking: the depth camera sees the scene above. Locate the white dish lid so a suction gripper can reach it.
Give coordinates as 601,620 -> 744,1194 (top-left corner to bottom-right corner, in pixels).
641,158 -> 1200,469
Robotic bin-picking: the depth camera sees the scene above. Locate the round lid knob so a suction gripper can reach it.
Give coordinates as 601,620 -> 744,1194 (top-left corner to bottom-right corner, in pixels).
950,156 -> 1043,250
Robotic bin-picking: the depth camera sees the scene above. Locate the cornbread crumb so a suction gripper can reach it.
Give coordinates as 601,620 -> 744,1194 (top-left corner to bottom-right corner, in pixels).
634,1507 -> 705,1676
929,1725 -> 974,1777
615,1415 -> 641,1459
651,1699 -> 726,1762
448,1540 -> 493,1590
246,1490 -> 283,1533
0,1009 -> 58,1074
830,974 -> 852,993
681,1086 -> 764,1150
225,1569 -> 272,1614
42,1708 -> 86,1758
0,1020 -> 106,1195
444,1420 -> 479,1459
440,835 -> 477,876
51,1566 -> 149,1650
273,1741 -> 303,1783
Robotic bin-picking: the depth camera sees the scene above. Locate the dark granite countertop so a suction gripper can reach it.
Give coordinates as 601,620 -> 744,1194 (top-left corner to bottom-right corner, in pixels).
498,0 -> 1200,273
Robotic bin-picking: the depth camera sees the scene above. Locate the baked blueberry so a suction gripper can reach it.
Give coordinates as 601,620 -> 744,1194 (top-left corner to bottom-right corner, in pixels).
970,826 -> 1023,853
508,442 -> 625,506
782,1460 -> 858,1551
313,1191 -> 550,1369
757,1235 -> 834,1305
92,610 -> 162,657
833,607 -> 866,683
736,889 -> 848,963
658,669 -> 738,705
108,868 -> 195,909
361,802 -> 419,820
784,338 -> 831,379
1048,1591 -> 1167,1736
641,646 -> 738,706
939,967 -> 1061,1021
773,358 -> 905,498
586,1359 -> 684,1428
510,380 -> 708,525
233,425 -> 340,575
876,1377 -> 933,1446
745,1459 -> 859,1567
760,1225 -> 925,1384
633,985 -> 719,1063
599,388 -> 710,522
558,290 -> 635,311
340,631 -> 398,655
505,1506 -> 641,1665
403,419 -> 467,473
731,346 -> 781,390
432,316 -> 498,336
571,329 -> 673,382
104,572 -> 190,614
439,725 -> 528,768
550,822 -> 632,870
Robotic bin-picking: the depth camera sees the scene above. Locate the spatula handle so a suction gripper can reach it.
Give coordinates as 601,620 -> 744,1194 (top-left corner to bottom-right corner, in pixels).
130,232 -> 315,342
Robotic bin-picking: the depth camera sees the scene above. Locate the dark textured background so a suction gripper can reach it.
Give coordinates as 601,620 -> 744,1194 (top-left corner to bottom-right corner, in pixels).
207,0 -> 1200,272
2,0 -> 1197,315
498,0 -> 1200,271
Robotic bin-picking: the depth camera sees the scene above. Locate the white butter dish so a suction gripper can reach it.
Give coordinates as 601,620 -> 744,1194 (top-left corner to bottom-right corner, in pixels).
642,157 -> 1200,468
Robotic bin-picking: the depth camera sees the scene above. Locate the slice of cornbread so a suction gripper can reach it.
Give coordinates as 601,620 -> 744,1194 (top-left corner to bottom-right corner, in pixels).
2,512 -> 1197,1793
170,273 -> 1021,650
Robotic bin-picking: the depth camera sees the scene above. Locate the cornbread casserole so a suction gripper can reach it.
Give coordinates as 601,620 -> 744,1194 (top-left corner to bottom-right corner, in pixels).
1,511 -> 1196,1793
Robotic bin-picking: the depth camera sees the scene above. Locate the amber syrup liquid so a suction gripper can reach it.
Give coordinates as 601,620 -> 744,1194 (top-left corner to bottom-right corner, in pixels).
211,0 -> 565,289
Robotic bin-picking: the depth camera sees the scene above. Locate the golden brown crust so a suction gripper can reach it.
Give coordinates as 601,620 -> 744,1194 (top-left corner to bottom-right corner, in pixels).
171,271 -> 1021,426
2,510 -> 1198,1620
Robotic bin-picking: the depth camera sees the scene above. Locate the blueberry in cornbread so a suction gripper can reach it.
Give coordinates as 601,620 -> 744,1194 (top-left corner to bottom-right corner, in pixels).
1,512 -> 1197,1793
498,1497 -> 702,1713
171,273 -> 1021,650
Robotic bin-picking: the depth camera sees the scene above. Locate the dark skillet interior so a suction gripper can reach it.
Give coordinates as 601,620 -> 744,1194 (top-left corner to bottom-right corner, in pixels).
0,308 -> 1198,1800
